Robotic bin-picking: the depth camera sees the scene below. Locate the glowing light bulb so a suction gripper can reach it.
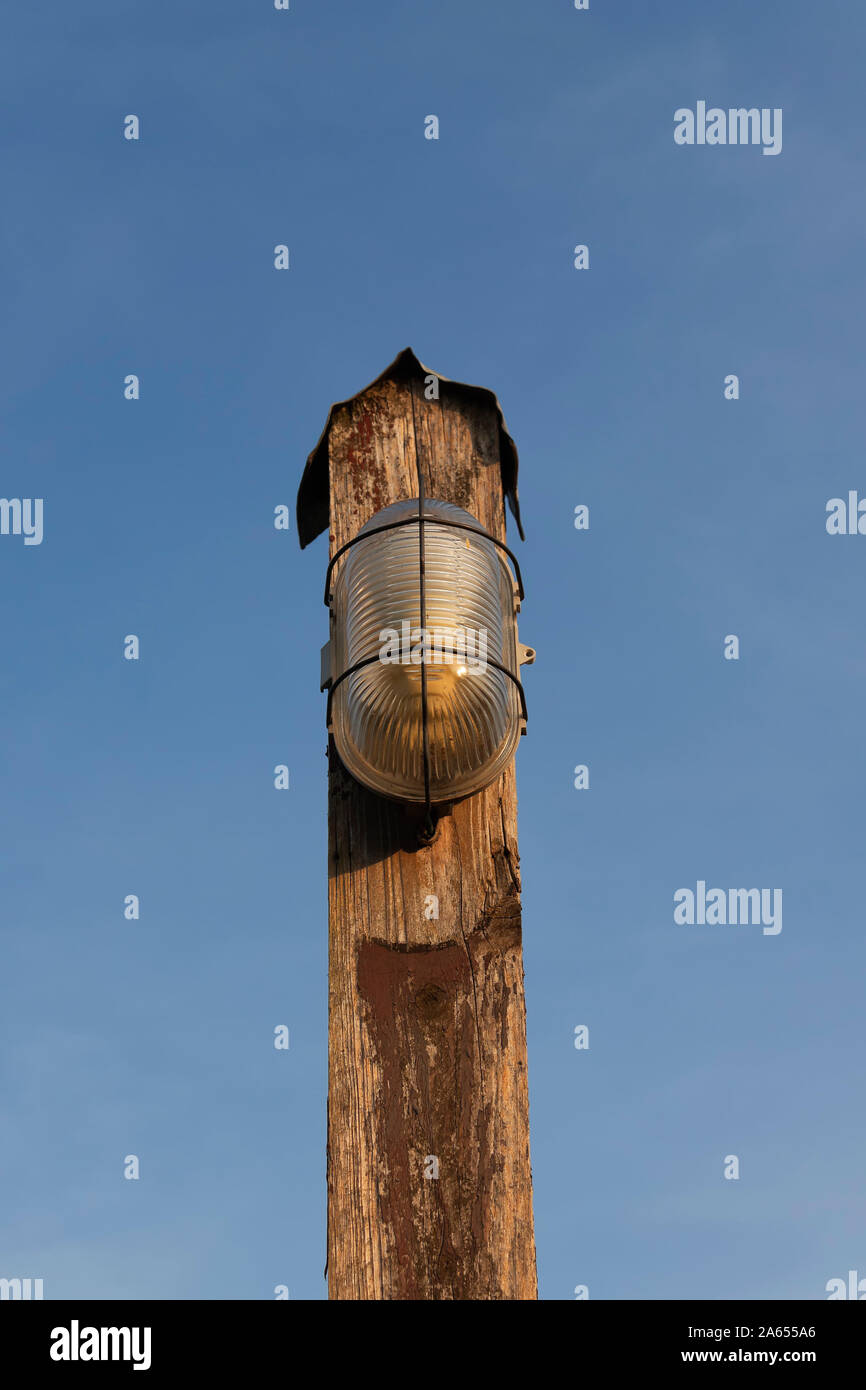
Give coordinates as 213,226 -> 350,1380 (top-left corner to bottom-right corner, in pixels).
323,498 -> 532,803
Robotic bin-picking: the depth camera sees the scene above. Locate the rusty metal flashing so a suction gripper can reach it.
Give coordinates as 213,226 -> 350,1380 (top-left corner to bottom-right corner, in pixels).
295,346 -> 524,548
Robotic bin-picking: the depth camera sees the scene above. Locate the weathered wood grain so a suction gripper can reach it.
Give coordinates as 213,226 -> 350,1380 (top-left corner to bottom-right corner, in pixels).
324,371 -> 537,1300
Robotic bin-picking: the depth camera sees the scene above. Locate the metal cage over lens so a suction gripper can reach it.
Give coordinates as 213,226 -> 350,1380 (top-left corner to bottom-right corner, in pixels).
320,493 -> 534,817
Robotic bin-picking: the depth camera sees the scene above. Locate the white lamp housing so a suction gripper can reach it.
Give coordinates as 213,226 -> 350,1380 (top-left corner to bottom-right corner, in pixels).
322,498 -> 533,805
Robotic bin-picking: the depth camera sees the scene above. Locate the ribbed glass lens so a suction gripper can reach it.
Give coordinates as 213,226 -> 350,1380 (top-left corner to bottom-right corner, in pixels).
330,499 -> 523,803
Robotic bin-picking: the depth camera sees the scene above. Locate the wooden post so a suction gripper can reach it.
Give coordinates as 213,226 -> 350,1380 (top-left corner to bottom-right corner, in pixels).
298,349 -> 537,1301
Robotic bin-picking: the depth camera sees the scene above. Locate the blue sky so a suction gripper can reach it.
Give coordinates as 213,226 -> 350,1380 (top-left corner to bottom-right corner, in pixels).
1,0 -> 864,1300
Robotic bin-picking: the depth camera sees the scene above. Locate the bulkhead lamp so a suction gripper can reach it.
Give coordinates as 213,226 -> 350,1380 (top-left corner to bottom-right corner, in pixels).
321,497 -> 534,806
